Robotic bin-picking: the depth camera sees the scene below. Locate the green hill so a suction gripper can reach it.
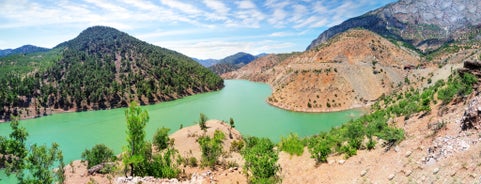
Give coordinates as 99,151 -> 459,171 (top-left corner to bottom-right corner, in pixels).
0,26 -> 223,121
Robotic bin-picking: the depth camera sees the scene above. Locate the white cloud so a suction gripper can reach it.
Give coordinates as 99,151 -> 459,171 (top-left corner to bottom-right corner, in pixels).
160,0 -> 203,15
159,39 -> 294,59
237,0 -> 257,9
203,0 -> 230,15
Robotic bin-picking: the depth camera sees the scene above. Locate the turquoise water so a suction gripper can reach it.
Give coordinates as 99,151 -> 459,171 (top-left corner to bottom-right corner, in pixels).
0,80 -> 361,180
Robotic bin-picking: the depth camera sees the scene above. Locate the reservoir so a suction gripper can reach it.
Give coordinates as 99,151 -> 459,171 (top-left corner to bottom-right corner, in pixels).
0,80 -> 362,165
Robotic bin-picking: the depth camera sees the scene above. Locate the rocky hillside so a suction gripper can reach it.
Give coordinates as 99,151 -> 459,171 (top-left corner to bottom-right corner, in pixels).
209,52 -> 257,75
0,26 -> 223,121
307,0 -> 481,52
226,29 -> 424,112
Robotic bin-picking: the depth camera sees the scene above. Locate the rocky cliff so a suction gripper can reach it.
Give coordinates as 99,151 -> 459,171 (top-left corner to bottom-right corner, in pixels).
307,0 -> 481,52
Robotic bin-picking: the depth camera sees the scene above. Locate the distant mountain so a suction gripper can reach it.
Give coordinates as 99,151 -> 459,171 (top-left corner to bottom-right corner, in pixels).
0,26 -> 223,121
193,58 -> 220,67
307,0 -> 481,52
0,45 -> 49,57
0,49 -> 12,56
208,52 -> 257,75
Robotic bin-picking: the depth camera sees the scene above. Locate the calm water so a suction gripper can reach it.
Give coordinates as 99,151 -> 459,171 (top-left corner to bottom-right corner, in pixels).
0,80 -> 361,179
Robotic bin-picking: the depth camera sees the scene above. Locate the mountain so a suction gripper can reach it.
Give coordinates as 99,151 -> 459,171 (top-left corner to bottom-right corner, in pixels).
192,58 -> 219,67
208,52 -> 257,75
225,29 -> 423,112
0,26 -> 223,121
0,45 -> 50,57
0,49 -> 12,56
306,0 -> 481,52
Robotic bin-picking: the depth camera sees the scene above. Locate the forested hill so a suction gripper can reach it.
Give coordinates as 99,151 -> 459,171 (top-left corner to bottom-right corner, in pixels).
0,26 -> 223,121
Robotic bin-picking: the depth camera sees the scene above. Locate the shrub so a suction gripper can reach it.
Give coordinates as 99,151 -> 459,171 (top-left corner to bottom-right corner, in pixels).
198,130 -> 225,168
307,136 -> 332,163
81,144 -> 115,169
198,113 -> 208,131
366,138 -> 376,150
153,127 -> 170,151
242,137 -> 279,184
230,140 -> 244,152
279,133 -> 304,156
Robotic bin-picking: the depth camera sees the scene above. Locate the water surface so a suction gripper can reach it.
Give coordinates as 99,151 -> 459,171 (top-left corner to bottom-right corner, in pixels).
0,80 -> 361,165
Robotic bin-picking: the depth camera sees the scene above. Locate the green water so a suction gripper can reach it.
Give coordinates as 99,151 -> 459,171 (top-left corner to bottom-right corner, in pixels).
0,80 -> 361,180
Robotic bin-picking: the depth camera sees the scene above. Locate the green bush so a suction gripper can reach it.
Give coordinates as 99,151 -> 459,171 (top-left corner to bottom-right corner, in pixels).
81,144 -> 115,169
153,127 -> 170,151
366,138 -> 376,150
198,113 -> 208,131
242,137 -> 279,184
279,133 -> 304,156
198,130 -> 225,168
307,136 -> 332,163
230,140 -> 244,152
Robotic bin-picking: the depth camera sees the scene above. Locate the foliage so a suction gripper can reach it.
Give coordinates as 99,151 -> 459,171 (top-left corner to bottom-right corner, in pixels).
198,130 -> 225,168
242,137 -> 279,184
198,113 -> 208,131
437,72 -> 477,103
144,147 -> 179,178
20,143 -> 65,184
278,133 -> 304,156
230,140 -> 244,152
307,134 -> 332,163
0,117 -> 64,184
81,144 -> 115,169
123,101 -> 149,177
1,117 -> 28,175
153,127 -> 170,151
229,117 -> 235,128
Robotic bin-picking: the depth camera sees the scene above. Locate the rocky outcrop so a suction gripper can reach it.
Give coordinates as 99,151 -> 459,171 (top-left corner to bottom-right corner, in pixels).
307,0 -> 481,52
460,95 -> 481,130
226,29 -> 421,112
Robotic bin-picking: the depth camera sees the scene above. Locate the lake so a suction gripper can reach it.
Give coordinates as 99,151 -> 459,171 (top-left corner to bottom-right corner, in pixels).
0,80 -> 361,169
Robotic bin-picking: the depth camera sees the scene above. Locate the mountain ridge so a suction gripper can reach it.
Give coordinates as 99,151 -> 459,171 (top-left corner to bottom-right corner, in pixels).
0,26 -> 223,121
306,0 -> 481,52
0,45 -> 50,57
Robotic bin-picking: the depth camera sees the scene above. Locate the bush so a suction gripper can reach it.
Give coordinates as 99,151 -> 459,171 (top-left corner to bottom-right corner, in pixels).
198,113 -> 208,131
153,127 -> 170,151
81,144 -> 115,169
307,136 -> 332,163
198,130 -> 225,168
279,133 -> 304,156
366,138 -> 376,150
230,140 -> 244,152
242,137 -> 279,183
145,148 -> 180,178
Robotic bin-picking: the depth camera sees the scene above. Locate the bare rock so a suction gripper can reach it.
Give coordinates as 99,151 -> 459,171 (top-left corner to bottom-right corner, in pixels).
360,169 -> 368,177
388,173 -> 395,180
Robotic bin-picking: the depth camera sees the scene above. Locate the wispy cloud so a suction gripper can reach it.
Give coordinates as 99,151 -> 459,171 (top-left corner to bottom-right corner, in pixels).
0,0 -> 395,58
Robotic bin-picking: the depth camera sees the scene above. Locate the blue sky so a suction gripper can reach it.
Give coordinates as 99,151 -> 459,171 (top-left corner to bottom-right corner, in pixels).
0,0 -> 395,59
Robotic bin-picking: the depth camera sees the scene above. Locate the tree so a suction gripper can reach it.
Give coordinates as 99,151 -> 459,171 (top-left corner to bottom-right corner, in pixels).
81,144 -> 115,168
0,117 -> 65,183
153,127 -> 170,151
2,117 -> 28,176
20,143 -> 65,184
229,117 -> 235,128
198,113 -> 208,131
123,101 -> 149,177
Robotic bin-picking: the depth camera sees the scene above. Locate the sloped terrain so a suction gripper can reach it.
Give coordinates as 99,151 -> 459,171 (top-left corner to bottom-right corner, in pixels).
0,26 -> 223,121
226,29 -> 423,112
307,0 -> 481,52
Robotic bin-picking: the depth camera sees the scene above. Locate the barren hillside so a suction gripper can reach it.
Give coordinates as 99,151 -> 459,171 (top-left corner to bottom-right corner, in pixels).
226,29 -> 423,112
